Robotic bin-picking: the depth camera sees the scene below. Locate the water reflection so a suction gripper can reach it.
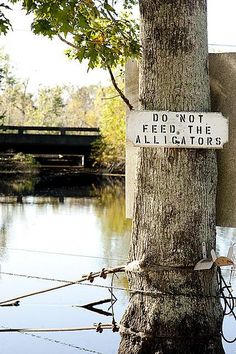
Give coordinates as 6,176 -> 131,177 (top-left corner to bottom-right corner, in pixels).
0,173 -> 235,354
92,182 -> 131,266
0,205 -> 15,258
0,172 -> 131,354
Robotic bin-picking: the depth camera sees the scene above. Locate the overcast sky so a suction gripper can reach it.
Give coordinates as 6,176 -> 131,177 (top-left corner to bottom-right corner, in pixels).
0,0 -> 235,93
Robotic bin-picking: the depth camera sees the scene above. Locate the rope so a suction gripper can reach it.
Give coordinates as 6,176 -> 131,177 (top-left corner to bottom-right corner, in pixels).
1,270 -> 236,301
0,324 -> 114,333
0,266 -> 125,305
1,268 -> 235,346
217,267 -> 236,343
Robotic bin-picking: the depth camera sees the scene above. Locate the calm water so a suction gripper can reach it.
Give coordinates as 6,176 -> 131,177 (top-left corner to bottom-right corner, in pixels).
0,173 -> 235,354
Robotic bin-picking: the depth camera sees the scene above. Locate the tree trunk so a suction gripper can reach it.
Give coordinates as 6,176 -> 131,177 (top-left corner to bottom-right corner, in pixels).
118,1 -> 224,353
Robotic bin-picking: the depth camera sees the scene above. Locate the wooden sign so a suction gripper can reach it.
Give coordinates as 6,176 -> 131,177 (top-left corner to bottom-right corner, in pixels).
127,110 -> 228,149
125,57 -> 235,222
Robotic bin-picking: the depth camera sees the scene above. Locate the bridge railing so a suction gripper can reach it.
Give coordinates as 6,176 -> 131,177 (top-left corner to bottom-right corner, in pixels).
0,125 -> 100,136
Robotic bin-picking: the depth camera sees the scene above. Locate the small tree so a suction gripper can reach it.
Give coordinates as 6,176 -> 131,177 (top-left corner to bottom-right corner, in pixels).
34,86 -> 65,125
92,83 -> 126,170
64,85 -> 98,127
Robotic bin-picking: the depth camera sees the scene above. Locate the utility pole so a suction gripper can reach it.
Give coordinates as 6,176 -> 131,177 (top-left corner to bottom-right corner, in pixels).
118,1 -> 225,353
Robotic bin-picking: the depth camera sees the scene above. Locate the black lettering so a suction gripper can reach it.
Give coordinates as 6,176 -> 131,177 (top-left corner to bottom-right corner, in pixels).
188,125 -> 193,134
164,135 -> 167,144
198,137 -> 204,145
181,137 -> 186,144
207,137 -> 212,145
189,114 -> 195,123
143,124 -> 148,132
196,126 -> 202,134
172,136 -> 179,144
136,135 -> 141,144
190,137 -> 195,144
161,125 -> 166,133
206,126 -> 211,134
154,136 -> 159,144
162,114 -> 168,122
216,137 -> 221,145
152,125 -> 157,133
153,113 -> 159,122
170,125 -> 175,133
144,135 -> 150,144
179,114 -> 185,122
199,114 -> 203,123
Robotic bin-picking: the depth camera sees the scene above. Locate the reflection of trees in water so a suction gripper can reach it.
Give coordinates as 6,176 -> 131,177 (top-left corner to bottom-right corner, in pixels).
0,221 -> 7,258
10,179 -> 38,195
0,175 -> 38,196
92,180 -> 132,264
93,181 -> 131,236
0,204 -> 25,259
0,175 -> 131,268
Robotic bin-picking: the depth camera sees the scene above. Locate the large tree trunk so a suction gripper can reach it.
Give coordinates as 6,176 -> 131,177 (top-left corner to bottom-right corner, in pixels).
118,1 -> 224,353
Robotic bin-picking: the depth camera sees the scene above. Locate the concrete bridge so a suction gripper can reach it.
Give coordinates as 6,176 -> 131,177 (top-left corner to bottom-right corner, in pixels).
0,125 -> 100,166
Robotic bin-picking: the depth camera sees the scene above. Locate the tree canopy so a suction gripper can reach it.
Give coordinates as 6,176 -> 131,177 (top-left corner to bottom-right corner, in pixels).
0,1 -> 140,108
0,3 -> 12,34
0,1 -> 136,168
2,1 -> 140,70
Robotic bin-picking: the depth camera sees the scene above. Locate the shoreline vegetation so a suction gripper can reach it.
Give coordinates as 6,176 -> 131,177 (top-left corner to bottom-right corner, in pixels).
0,152 -> 125,176
0,49 -> 126,173
0,156 -> 126,205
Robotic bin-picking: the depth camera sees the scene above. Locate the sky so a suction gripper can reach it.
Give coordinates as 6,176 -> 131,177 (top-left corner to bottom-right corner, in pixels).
207,0 -> 236,47
0,1 -> 236,94
0,3 -> 110,93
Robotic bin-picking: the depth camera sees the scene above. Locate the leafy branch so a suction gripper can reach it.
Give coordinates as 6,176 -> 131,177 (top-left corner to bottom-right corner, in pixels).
58,33 -> 134,110
0,3 -> 12,34
2,0 -> 140,109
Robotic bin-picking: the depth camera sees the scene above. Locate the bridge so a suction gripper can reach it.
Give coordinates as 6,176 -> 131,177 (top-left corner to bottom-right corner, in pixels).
0,125 -> 100,166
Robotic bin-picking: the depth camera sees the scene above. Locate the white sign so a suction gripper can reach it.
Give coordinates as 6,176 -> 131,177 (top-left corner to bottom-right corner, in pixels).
127,111 -> 228,149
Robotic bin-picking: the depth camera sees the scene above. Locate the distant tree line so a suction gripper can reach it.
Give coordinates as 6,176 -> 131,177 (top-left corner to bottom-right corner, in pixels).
0,49 -> 126,170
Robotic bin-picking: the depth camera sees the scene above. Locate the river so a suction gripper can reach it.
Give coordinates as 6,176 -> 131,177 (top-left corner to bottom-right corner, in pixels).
0,170 -> 235,354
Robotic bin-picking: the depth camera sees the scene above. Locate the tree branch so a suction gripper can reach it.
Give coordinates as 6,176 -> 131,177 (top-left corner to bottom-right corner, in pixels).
107,66 -> 133,110
101,94 -> 120,100
58,35 -> 133,110
58,34 -> 79,50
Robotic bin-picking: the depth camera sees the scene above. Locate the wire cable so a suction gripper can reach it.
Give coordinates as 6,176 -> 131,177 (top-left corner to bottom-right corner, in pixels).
1,270 -> 236,301
0,266 -> 125,305
0,325 -> 104,354
0,246 -> 127,262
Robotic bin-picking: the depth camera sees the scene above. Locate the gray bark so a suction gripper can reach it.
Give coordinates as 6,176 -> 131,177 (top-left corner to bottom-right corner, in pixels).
118,1 -> 224,353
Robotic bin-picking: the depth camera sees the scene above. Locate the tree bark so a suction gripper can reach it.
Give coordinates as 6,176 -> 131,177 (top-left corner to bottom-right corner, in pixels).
119,1 -> 224,353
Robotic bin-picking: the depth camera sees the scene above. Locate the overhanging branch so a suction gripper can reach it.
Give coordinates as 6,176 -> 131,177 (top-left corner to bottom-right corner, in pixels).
107,66 -> 133,110
58,34 -> 133,110
58,34 -> 79,50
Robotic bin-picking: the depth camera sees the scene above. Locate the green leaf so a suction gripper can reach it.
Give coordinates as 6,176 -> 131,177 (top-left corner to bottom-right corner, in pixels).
104,3 -> 117,14
78,14 -> 90,29
7,0 -> 140,70
32,19 -> 54,36
0,10 -> 12,35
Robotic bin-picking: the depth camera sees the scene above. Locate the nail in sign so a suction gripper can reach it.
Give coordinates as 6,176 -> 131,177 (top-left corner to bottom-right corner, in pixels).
127,111 -> 228,149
